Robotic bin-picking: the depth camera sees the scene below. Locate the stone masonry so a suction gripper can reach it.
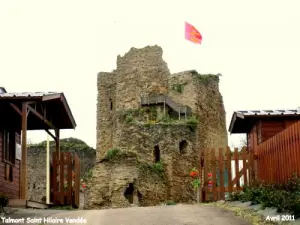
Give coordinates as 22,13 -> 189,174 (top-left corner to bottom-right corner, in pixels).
86,45 -> 228,209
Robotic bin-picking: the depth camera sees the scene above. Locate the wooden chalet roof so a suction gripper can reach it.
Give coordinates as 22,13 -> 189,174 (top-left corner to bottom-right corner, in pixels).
229,109 -> 300,134
0,89 -> 76,130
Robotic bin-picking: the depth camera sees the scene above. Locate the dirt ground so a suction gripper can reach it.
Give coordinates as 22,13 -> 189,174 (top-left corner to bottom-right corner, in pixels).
2,204 -> 251,225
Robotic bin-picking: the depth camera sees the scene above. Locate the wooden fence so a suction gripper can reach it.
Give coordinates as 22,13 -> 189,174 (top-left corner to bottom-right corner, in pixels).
256,121 -> 300,184
200,147 -> 256,202
50,152 -> 80,208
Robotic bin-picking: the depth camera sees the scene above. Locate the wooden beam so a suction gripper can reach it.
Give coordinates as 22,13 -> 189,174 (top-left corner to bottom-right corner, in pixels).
27,105 -> 57,130
45,129 -> 57,142
9,103 -> 21,116
42,93 -> 61,101
20,102 -> 28,200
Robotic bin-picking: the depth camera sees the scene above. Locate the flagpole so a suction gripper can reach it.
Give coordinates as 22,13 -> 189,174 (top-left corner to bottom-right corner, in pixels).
46,134 -> 50,204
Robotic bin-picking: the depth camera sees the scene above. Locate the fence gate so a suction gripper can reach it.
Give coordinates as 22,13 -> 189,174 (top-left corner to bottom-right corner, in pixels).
199,147 -> 256,202
50,152 -> 80,208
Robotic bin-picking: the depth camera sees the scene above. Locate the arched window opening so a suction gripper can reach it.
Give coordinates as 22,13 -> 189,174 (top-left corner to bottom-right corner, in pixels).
179,140 -> 188,154
153,145 -> 160,163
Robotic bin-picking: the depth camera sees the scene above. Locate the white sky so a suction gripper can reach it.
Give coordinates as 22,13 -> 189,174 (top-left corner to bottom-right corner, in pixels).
1,0 -> 299,149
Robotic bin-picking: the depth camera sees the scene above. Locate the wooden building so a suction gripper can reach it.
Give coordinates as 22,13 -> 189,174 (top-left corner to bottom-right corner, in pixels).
0,87 -> 76,203
229,109 -> 300,154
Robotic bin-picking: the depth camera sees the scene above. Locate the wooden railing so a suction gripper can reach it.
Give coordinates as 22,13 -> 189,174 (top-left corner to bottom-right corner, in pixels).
140,94 -> 192,116
256,121 -> 300,184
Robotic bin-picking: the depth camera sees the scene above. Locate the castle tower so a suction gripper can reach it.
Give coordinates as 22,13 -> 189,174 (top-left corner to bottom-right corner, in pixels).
115,45 -> 170,111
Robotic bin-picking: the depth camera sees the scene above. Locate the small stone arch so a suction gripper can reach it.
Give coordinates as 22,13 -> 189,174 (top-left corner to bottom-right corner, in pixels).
179,140 -> 188,155
153,145 -> 160,163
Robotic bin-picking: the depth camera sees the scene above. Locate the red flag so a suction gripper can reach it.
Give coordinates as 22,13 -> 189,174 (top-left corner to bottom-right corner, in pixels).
185,22 -> 202,44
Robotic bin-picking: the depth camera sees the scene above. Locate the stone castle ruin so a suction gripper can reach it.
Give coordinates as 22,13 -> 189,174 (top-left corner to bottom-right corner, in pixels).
85,45 -> 227,209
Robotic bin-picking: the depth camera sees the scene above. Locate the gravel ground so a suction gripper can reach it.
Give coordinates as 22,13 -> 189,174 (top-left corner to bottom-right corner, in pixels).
2,204 -> 251,225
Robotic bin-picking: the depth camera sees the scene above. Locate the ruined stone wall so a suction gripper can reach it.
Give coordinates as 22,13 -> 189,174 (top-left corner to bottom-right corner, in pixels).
97,72 -> 117,160
27,138 -> 96,203
115,46 -> 170,111
168,71 -> 228,152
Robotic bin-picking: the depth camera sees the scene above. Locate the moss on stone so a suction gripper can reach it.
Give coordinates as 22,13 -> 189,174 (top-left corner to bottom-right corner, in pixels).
138,161 -> 165,179
189,70 -> 219,86
103,148 -> 138,162
28,137 -> 95,153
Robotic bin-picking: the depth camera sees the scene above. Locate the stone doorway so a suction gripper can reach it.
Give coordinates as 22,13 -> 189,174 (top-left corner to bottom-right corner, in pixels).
124,183 -> 134,204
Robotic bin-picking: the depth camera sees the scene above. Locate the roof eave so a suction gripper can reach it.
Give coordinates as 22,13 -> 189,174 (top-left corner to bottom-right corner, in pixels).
60,93 -> 77,129
228,112 -> 245,133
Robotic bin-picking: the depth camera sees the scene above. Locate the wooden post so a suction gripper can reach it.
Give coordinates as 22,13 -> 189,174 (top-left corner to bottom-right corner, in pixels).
203,148 -> 209,202
20,102 -> 28,199
219,148 -> 225,200
55,129 -> 60,158
211,148 -> 217,201
226,147 -> 233,194
234,148 -> 240,189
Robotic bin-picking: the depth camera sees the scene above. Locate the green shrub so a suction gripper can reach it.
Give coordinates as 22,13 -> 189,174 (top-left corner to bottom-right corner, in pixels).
106,148 -> 121,160
186,116 -> 199,131
228,175 -> 300,218
166,200 -> 176,205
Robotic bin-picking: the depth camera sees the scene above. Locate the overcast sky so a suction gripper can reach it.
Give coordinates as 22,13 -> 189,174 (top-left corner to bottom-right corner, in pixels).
1,0 -> 299,149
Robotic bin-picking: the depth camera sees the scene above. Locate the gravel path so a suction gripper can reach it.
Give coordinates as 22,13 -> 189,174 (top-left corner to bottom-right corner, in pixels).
38,204 -> 251,225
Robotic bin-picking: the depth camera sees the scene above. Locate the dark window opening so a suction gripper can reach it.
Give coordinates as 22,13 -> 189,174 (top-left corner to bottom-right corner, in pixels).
109,99 -> 113,110
153,145 -> 160,163
124,183 -> 134,204
3,131 -> 16,165
179,140 -> 188,154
